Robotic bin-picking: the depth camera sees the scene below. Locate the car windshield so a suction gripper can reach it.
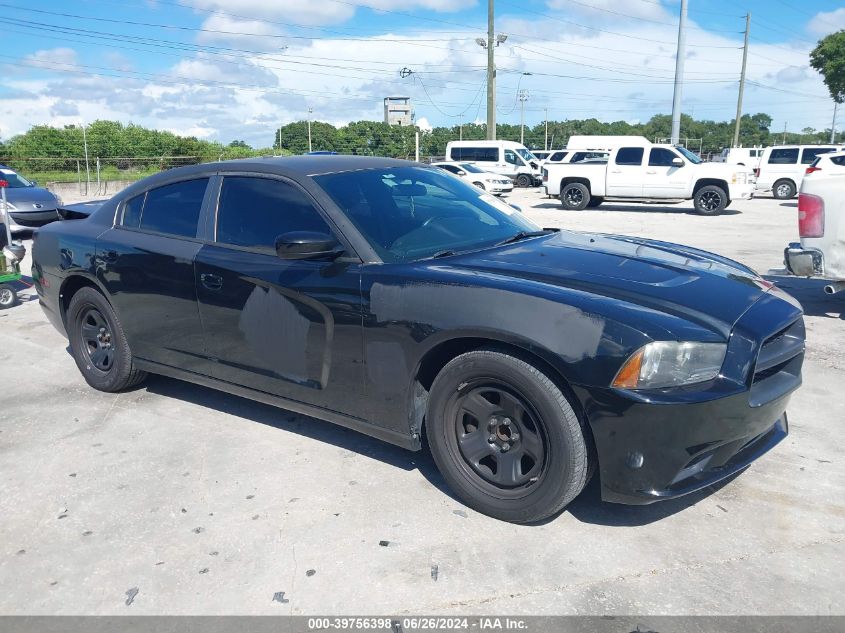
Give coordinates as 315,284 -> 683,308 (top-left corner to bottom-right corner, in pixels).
459,163 -> 485,174
315,166 -> 541,263
676,146 -> 703,164
0,168 -> 34,188
516,148 -> 538,162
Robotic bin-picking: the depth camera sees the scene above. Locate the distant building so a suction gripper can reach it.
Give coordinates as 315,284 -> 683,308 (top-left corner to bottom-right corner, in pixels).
384,97 -> 413,126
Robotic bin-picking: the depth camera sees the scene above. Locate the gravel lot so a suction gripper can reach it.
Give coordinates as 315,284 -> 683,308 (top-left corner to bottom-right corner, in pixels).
0,191 -> 842,615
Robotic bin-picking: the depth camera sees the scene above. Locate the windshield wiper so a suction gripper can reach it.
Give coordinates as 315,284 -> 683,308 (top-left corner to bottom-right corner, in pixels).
429,249 -> 458,259
495,229 -> 556,247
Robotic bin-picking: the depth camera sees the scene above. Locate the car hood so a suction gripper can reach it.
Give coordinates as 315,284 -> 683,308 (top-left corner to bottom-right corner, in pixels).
3,186 -> 59,211
445,231 -> 775,336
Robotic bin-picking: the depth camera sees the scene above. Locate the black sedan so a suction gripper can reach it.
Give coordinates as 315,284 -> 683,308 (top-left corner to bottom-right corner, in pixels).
31,156 -> 804,523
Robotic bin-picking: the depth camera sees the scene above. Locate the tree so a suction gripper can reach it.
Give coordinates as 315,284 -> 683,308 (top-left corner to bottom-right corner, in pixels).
810,31 -> 845,103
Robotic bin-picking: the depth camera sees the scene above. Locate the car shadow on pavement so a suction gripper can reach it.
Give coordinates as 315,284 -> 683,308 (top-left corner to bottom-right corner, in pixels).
141,374 -> 455,498
531,202 -> 742,216
767,275 -> 845,320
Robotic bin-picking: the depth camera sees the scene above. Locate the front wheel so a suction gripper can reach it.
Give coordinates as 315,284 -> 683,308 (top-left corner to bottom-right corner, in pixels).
473,181 -> 486,191
694,185 -> 728,215
0,284 -> 17,309
426,348 -> 590,523
515,174 -> 532,188
67,287 -> 147,392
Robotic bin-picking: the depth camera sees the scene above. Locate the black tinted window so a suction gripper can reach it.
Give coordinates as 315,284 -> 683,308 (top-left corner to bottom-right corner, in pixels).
831,156 -> 845,166
615,147 -> 644,166
550,151 -> 568,161
450,147 -> 498,162
801,147 -> 835,164
216,177 -> 331,252
768,149 -> 799,164
572,151 -> 608,163
649,148 -> 680,167
440,165 -> 461,174
139,179 -> 208,237
121,193 -> 145,228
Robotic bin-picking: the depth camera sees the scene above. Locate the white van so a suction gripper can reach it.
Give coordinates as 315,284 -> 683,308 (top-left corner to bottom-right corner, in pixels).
755,145 -> 841,199
445,140 -> 541,187
716,147 -> 765,167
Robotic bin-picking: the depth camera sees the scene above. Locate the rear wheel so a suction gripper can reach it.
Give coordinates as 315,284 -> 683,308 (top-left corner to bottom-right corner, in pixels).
0,284 -> 17,309
473,181 -> 486,191
426,348 -> 590,523
773,179 -> 796,200
560,182 -> 591,210
516,174 -> 533,188
67,287 -> 147,392
694,185 -> 728,215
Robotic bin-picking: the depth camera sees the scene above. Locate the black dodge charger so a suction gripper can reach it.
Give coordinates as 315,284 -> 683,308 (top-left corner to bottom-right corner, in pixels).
31,156 -> 805,523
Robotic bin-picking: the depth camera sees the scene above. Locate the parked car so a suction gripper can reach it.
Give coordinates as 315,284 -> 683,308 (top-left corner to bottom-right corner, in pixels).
445,140 -> 541,187
543,138 -> 753,215
754,145 -> 841,200
431,161 -> 514,195
782,149 -> 845,295
32,156 -> 804,523
715,147 -> 765,167
0,165 -> 63,232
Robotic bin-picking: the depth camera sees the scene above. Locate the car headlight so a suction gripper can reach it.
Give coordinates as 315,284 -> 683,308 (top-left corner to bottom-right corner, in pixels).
612,341 -> 727,390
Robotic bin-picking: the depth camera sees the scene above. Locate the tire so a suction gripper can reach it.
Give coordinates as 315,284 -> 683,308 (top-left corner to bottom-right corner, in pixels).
67,287 -> 147,392
473,181 -> 486,191
516,174 -> 532,188
773,179 -> 796,200
560,182 -> 591,210
426,348 -> 590,523
586,196 -> 603,208
693,185 -> 728,215
0,284 -> 17,309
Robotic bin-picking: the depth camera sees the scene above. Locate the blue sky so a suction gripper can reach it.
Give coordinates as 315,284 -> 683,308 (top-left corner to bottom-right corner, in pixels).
1,0 -> 843,146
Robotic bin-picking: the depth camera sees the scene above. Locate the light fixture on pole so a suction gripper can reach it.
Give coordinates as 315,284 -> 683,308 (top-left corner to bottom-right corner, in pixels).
519,89 -> 530,145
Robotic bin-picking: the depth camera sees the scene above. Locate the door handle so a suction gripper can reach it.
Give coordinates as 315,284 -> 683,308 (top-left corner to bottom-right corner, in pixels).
611,170 -> 622,174
646,170 -> 657,174
200,273 -> 223,291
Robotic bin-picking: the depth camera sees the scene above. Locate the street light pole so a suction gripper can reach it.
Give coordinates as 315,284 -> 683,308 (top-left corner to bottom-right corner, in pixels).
544,108 -> 549,151
486,0 -> 495,140
519,90 -> 529,145
831,102 -> 839,144
732,13 -> 750,148
81,122 -> 91,194
307,107 -> 313,153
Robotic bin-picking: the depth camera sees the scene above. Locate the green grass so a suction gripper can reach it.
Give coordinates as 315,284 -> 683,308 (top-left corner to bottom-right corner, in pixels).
24,165 -> 163,184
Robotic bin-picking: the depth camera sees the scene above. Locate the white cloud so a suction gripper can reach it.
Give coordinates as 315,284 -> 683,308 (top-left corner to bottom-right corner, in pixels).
807,8 -> 845,37
416,116 -> 433,132
545,0 -> 671,23
22,48 -> 80,71
197,13 -> 285,49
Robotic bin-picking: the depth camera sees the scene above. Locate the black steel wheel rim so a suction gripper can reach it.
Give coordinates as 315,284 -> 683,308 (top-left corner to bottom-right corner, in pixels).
564,186 -> 584,206
79,306 -> 115,372
447,380 -> 548,496
700,190 -> 722,211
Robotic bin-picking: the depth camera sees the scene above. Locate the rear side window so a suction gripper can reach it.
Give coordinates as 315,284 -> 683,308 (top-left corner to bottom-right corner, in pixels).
121,193 -> 145,228
550,151 -> 568,161
439,165 -> 461,174
768,149 -> 799,164
216,177 -> 332,252
649,148 -> 680,166
138,179 -> 208,238
831,156 -> 845,166
571,151 -> 607,163
450,147 -> 498,162
801,147 -> 835,164
615,147 -> 644,166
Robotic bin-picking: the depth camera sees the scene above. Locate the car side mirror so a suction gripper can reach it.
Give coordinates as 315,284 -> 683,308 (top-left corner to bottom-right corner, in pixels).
509,204 -> 522,213
31,180 -> 38,186
457,170 -> 467,176
671,157 -> 684,167
275,232 -> 342,260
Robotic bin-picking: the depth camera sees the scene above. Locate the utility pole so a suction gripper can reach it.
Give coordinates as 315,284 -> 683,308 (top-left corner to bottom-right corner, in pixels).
519,92 -> 525,145
307,107 -> 313,153
831,102 -> 839,144
486,0 -> 496,140
670,0 -> 688,145
783,121 -> 788,144
733,13 -> 751,148
544,108 -> 549,151
81,122 -> 90,194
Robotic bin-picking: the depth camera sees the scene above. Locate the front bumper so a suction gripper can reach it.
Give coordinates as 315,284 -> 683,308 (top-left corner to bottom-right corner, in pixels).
8,209 -> 61,230
578,293 -> 804,505
784,242 -> 824,277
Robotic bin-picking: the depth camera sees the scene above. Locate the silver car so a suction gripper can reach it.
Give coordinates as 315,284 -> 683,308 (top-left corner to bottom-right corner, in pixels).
0,166 -> 63,232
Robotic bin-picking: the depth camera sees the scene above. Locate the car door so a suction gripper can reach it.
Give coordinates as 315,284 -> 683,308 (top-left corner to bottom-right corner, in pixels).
642,147 -> 689,198
193,174 -> 367,418
606,147 -> 645,197
95,177 -> 212,372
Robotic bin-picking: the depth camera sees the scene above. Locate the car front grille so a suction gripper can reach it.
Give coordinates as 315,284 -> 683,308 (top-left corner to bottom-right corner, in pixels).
749,318 -> 805,407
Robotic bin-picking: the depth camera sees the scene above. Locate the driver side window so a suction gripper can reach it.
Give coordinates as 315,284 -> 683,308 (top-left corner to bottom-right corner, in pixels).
649,148 -> 681,167
504,150 -> 520,165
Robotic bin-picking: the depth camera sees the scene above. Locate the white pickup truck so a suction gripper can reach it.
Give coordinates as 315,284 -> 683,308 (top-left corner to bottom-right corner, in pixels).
543,139 -> 754,215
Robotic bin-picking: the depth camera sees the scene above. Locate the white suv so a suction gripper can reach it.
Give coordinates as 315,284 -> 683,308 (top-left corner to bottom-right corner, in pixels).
431,161 -> 514,195
755,145 -> 840,199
